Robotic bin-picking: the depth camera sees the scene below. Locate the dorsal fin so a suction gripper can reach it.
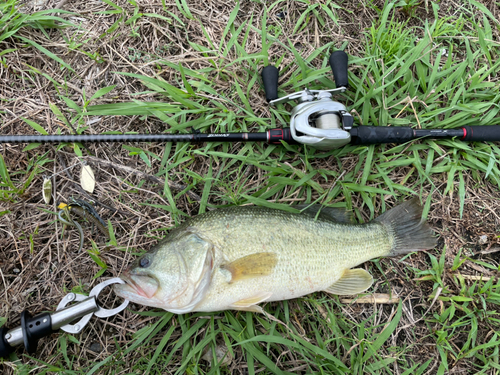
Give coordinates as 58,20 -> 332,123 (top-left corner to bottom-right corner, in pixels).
296,204 -> 356,223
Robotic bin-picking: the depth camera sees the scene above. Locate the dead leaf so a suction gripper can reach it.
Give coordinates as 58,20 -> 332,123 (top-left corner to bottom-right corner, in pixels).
80,165 -> 95,193
42,176 -> 52,204
202,344 -> 232,367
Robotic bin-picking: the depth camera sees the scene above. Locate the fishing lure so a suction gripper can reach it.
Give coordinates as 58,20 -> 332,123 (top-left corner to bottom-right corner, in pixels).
67,198 -> 109,238
57,204 -> 84,252
57,199 -> 110,252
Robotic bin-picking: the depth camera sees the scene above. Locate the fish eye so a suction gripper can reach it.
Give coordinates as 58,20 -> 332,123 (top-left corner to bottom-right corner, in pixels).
140,256 -> 151,268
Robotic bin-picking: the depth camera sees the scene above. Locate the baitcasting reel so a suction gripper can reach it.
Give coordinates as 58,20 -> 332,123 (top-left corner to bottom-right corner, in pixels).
261,51 -> 354,150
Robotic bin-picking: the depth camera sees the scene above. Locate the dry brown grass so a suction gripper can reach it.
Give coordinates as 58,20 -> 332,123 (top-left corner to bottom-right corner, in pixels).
1,0 -> 500,373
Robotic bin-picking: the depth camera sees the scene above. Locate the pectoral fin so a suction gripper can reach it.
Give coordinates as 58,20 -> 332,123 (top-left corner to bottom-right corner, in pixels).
221,252 -> 278,283
325,269 -> 373,295
229,291 -> 272,313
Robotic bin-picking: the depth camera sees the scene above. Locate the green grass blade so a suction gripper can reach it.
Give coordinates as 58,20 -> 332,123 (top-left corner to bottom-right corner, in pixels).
362,301 -> 403,361
17,36 -> 74,72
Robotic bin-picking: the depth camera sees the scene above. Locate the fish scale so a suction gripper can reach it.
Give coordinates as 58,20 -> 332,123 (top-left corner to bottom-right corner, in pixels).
114,199 -> 436,313
188,208 -> 391,311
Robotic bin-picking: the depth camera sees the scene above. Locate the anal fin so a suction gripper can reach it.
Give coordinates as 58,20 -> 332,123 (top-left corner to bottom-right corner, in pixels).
325,269 -> 373,295
231,305 -> 265,314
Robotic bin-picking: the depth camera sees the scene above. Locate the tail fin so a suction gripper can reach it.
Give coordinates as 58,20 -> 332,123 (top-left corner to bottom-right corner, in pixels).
375,198 -> 437,257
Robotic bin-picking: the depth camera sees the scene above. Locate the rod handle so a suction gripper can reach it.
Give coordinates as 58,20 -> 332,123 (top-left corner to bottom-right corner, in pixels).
261,66 -> 279,102
350,126 -> 414,145
461,125 -> 500,142
329,51 -> 349,88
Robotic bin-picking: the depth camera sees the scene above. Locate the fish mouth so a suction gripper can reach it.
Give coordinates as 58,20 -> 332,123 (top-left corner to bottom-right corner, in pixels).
118,271 -> 160,299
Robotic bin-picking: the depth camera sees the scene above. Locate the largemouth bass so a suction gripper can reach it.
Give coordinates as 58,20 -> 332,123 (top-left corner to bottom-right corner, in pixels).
114,198 -> 436,313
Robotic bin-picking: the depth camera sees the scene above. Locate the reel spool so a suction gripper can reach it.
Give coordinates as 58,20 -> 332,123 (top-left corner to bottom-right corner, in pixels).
262,51 -> 353,150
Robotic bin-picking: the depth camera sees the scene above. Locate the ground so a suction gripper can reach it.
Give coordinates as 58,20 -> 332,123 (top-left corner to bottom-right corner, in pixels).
1,0 -> 500,374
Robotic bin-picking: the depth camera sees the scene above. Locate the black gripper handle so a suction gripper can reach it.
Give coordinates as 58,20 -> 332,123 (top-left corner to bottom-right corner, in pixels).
350,126 -> 415,145
329,51 -> 349,88
0,326 -> 14,358
461,126 -> 500,142
21,310 -> 54,354
1,311 -> 54,358
261,66 -> 279,102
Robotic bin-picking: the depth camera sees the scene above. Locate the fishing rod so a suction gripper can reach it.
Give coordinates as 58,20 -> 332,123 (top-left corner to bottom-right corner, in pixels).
1,51 -> 500,149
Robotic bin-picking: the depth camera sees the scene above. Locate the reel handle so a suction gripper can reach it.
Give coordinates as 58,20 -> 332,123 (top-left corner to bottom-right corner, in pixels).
329,51 -> 349,88
261,65 -> 279,102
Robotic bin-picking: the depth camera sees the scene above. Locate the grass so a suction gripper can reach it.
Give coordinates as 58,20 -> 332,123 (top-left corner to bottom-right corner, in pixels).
0,0 -> 75,69
1,0 -> 500,374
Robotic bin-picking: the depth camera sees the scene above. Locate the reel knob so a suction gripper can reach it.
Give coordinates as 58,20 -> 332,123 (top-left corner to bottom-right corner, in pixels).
329,51 -> 349,88
261,66 -> 279,102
